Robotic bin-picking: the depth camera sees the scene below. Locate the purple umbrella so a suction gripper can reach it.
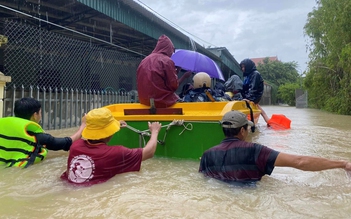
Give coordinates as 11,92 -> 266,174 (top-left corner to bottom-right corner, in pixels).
171,49 -> 225,81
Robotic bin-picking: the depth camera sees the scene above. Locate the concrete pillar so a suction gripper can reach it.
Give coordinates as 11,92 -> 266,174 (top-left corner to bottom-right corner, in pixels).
0,72 -> 11,118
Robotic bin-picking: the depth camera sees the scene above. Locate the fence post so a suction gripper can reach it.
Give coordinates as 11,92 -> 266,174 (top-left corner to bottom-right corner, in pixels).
0,72 -> 11,118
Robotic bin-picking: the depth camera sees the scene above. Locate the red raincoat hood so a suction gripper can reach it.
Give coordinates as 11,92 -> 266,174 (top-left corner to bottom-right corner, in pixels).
152,35 -> 174,57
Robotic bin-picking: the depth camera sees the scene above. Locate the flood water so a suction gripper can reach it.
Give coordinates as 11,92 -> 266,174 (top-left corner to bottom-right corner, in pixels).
1,106 -> 351,219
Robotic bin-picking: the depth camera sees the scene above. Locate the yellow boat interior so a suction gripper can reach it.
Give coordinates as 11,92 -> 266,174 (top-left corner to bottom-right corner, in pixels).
105,101 -> 261,123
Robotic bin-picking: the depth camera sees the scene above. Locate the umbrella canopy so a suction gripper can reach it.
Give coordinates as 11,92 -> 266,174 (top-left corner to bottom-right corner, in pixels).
171,49 -> 225,81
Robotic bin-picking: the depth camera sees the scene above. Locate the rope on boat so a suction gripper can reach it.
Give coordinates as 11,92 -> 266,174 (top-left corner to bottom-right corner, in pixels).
178,122 -> 193,135
125,120 -> 193,147
125,124 -> 156,147
161,120 -> 193,143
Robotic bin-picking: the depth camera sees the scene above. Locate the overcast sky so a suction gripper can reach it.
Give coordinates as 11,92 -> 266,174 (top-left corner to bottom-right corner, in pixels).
137,0 -> 317,73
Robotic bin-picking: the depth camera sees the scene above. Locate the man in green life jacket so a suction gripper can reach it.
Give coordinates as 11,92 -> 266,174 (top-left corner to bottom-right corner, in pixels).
0,97 -> 86,168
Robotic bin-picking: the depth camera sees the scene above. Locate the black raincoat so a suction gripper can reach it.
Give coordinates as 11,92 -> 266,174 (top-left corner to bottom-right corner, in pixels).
240,59 -> 264,104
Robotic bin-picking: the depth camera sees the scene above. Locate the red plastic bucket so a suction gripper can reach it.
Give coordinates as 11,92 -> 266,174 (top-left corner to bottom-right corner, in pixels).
267,114 -> 291,130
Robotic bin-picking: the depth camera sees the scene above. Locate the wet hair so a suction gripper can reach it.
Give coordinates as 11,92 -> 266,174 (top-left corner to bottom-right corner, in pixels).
14,97 -> 41,120
222,124 -> 248,137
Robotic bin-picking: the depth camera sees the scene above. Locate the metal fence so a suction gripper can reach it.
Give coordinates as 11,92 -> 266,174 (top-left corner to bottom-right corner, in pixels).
3,85 -> 138,130
295,89 -> 308,108
3,19 -> 142,92
1,13 -> 145,130
260,83 -> 271,105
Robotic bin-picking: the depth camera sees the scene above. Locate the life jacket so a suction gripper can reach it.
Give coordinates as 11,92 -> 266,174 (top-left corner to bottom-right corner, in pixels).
0,117 -> 48,168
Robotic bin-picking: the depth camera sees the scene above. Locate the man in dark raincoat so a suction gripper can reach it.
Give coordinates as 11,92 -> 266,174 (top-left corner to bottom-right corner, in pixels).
137,35 -> 191,108
240,58 -> 264,104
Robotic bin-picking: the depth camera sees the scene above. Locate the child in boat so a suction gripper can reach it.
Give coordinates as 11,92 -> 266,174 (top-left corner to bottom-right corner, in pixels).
183,72 -> 229,102
224,74 -> 243,100
213,82 -> 232,101
61,107 -> 161,185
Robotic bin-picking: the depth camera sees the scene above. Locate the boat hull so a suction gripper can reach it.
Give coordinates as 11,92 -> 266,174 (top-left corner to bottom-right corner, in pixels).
106,101 -> 260,160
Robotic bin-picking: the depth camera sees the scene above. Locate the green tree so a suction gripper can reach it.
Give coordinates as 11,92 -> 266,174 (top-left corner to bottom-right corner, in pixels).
304,0 -> 351,115
277,83 -> 300,106
257,58 -> 300,87
256,58 -> 300,104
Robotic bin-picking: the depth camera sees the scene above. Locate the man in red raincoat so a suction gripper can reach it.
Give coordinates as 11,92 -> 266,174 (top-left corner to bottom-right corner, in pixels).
137,35 -> 191,108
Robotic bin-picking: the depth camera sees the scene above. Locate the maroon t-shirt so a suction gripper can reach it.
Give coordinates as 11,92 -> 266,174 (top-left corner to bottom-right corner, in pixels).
61,139 -> 143,185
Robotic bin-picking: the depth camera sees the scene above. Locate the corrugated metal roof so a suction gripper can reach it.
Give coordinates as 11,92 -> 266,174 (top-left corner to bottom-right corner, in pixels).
76,0 -> 224,62
76,0 -> 191,49
0,0 -> 240,79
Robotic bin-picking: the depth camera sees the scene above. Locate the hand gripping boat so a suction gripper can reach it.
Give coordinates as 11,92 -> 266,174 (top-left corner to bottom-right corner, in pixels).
105,101 -> 261,160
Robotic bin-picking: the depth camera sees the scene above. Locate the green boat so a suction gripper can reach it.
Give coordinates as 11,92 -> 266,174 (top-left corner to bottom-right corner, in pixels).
106,101 -> 261,160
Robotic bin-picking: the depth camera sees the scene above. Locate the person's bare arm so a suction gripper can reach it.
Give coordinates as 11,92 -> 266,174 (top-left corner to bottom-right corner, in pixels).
274,152 -> 350,171
69,115 -> 86,142
119,120 -> 127,127
257,104 -> 270,124
142,122 -> 162,161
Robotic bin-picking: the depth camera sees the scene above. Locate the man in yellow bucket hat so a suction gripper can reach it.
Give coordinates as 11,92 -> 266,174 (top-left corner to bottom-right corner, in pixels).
61,107 -> 161,185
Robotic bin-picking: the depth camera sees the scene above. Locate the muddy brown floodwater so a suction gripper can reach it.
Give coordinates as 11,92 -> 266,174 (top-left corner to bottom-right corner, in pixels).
1,106 -> 351,218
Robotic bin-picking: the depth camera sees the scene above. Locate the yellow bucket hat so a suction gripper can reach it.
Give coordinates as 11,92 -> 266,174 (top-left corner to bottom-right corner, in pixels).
82,108 -> 120,140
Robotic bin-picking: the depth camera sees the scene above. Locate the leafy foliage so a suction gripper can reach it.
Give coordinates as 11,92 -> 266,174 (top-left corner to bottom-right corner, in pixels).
257,58 -> 300,87
256,58 -> 300,104
304,0 -> 351,115
277,83 -> 300,106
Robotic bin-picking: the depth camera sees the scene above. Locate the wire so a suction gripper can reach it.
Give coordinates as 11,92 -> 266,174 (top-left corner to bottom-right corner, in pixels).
0,4 -> 146,57
135,0 -> 217,48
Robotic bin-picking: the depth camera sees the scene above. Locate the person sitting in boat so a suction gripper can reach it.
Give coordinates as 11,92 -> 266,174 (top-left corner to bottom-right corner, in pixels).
0,97 -> 86,168
199,110 -> 351,183
224,74 -> 243,100
240,58 -> 264,104
137,34 -> 192,108
183,72 -> 221,102
213,82 -> 232,101
61,107 -> 161,185
179,82 -> 194,99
